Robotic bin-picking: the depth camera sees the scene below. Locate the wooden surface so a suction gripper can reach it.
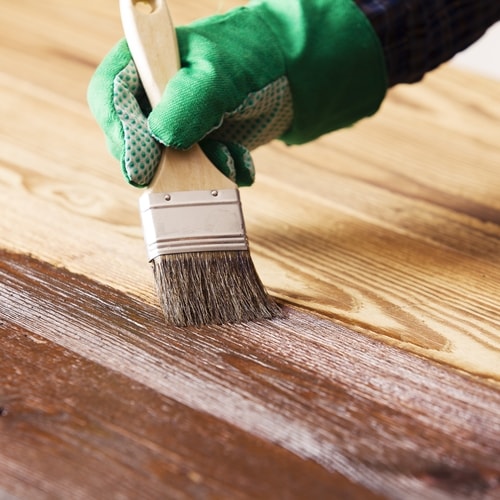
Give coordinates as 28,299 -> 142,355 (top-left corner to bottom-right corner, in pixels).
1,0 -> 499,498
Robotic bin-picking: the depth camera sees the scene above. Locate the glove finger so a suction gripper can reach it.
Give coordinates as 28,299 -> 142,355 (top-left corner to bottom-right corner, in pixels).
199,139 -> 236,182
225,142 -> 255,187
149,63 -> 230,150
87,39 -> 132,162
88,39 -> 161,187
200,139 -> 255,187
114,60 -> 161,186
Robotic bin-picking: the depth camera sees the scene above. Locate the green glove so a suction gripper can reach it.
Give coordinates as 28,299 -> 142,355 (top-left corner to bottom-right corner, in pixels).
87,0 -> 387,188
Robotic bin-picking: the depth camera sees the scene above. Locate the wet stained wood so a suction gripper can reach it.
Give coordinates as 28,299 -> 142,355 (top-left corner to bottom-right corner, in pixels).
1,0 -> 500,498
1,253 -> 371,500
1,249 -> 500,499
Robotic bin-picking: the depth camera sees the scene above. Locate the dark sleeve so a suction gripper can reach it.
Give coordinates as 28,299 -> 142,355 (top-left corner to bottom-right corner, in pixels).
353,0 -> 500,86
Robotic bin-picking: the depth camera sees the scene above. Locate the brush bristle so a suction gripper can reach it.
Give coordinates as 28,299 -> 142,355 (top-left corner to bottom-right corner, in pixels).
151,250 -> 282,326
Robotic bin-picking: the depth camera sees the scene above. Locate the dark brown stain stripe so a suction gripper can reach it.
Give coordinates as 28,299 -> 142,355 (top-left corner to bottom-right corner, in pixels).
1,249 -> 499,499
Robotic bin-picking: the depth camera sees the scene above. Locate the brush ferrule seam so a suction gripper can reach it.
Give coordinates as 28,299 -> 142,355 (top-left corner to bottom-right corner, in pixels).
139,189 -> 248,260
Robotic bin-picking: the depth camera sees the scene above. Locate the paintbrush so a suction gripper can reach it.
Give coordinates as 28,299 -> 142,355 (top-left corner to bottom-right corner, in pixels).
119,0 -> 281,326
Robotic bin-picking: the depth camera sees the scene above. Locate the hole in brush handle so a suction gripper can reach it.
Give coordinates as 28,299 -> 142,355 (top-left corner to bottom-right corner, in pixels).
132,0 -> 157,14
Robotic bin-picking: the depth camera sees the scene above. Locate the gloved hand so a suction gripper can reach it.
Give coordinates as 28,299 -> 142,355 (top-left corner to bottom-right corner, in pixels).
87,0 -> 387,187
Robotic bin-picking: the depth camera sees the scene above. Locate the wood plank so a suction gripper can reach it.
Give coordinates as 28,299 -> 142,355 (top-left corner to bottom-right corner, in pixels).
246,68 -> 500,378
1,0 -> 500,497
0,0 -> 498,381
1,249 -> 500,499
1,296 -> 366,498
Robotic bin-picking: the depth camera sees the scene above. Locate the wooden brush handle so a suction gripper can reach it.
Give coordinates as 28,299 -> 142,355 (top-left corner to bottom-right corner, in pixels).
120,0 -> 235,192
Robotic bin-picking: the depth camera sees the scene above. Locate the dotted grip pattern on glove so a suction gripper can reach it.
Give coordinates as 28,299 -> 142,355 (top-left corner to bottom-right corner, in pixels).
113,61 -> 162,187
113,61 -> 293,187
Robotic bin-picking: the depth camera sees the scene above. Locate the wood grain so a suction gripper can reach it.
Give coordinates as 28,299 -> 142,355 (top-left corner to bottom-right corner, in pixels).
246,70 -> 500,378
1,0 -> 500,497
0,0 -> 498,381
1,254 -> 370,500
1,249 -> 500,499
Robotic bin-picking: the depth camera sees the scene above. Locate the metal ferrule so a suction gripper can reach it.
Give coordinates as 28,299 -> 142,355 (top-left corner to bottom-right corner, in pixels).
139,189 -> 249,261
